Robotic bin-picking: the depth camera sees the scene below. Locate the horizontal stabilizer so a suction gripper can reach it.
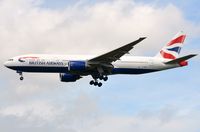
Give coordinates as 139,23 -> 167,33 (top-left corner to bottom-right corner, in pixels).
165,54 -> 197,64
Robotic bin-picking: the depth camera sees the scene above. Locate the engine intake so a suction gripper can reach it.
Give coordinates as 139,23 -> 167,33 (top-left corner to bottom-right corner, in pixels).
59,73 -> 81,82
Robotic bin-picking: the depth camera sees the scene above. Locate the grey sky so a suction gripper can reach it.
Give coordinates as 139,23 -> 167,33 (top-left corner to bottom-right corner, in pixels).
0,0 -> 200,132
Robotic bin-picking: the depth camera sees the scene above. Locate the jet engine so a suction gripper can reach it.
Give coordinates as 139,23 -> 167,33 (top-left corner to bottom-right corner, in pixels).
68,61 -> 87,71
59,73 -> 81,82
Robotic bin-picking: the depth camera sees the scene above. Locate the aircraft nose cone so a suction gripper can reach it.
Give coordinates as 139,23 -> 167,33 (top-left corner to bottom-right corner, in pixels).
4,60 -> 16,70
4,61 -> 9,68
4,61 -> 11,68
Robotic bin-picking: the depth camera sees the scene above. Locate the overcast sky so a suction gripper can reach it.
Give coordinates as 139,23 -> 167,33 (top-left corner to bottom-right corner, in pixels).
0,0 -> 200,132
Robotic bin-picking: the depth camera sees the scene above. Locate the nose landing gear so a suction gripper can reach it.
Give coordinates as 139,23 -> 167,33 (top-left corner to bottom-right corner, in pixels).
20,76 -> 24,80
17,71 -> 24,81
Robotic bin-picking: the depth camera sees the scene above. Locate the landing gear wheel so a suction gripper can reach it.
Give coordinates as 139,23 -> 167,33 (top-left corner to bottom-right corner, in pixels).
20,77 -> 24,81
90,75 -> 105,87
99,76 -> 103,80
90,80 -> 94,85
94,82 -> 98,86
98,82 -> 102,87
103,76 -> 108,81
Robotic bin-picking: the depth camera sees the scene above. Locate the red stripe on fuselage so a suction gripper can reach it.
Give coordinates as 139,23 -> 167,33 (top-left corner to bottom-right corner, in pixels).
160,50 -> 176,59
19,57 -> 39,59
167,35 -> 186,46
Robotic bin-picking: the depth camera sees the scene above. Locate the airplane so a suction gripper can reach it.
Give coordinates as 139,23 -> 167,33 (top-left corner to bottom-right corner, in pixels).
4,31 -> 197,87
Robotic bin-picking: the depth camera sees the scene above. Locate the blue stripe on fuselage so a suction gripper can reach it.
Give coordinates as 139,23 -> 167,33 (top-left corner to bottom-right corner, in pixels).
7,66 -> 68,73
112,68 -> 159,74
7,66 -> 159,75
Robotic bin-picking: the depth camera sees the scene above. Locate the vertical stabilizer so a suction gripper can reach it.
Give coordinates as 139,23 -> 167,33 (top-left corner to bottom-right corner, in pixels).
155,31 -> 186,59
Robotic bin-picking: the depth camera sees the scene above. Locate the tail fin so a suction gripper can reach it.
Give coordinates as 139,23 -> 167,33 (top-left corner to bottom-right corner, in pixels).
155,31 -> 186,59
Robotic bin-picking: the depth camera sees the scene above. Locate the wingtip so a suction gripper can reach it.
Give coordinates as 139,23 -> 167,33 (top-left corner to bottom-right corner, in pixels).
192,54 -> 198,57
140,37 -> 147,40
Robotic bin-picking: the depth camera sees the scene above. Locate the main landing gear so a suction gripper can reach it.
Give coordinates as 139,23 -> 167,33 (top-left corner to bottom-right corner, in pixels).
90,75 -> 108,87
17,71 -> 24,81
90,80 -> 102,87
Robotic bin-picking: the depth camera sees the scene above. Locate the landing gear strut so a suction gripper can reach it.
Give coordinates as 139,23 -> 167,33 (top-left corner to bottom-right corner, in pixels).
90,75 -> 108,87
17,71 -> 24,81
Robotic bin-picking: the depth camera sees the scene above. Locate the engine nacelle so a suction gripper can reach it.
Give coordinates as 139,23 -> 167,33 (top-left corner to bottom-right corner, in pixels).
68,61 -> 87,71
59,73 -> 81,82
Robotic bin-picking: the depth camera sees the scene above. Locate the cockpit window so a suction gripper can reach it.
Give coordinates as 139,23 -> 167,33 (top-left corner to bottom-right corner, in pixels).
18,58 -> 25,62
8,59 -> 13,61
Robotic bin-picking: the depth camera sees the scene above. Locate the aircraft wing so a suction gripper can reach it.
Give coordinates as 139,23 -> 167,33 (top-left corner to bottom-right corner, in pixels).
88,37 -> 146,63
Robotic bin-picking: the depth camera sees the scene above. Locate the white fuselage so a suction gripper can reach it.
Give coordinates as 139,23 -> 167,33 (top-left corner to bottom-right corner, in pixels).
4,32 -> 194,87
4,54 -> 179,75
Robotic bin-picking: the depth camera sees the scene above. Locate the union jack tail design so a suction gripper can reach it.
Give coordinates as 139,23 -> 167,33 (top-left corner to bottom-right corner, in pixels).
156,31 -> 186,59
